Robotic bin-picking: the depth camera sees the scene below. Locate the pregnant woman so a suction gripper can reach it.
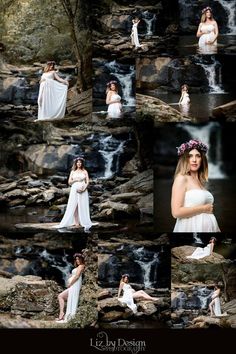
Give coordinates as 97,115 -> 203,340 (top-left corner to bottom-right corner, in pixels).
171,139 -> 221,232
37,60 -> 69,120
118,274 -> 159,313
54,157 -> 98,231
106,80 -> 122,118
196,7 -> 218,54
186,237 -> 216,260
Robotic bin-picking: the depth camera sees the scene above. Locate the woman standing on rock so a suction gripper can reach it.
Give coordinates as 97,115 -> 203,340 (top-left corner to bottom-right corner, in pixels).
106,80 -> 122,118
54,157 -> 98,231
56,253 -> 85,322
171,139 -> 220,232
131,17 -> 141,49
196,7 -> 218,54
186,237 -> 216,260
37,60 -> 69,120
209,285 -> 222,316
118,274 -> 159,313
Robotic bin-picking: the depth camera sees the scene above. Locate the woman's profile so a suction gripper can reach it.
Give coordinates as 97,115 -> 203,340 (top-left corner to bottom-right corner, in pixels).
37,61 -> 69,120
209,285 -> 222,317
196,7 -> 218,54
117,274 -> 159,313
131,17 -> 141,49
171,139 -> 221,232
186,237 -> 216,260
54,157 -> 98,231
106,80 -> 122,118
56,253 -> 85,323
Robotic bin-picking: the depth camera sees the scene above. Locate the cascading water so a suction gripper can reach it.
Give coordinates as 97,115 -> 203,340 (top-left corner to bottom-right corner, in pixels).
179,122 -> 226,179
193,233 -> 203,244
142,11 -> 157,36
196,56 -> 224,94
197,287 -> 213,309
105,61 -> 135,106
98,135 -> 125,179
215,0 -> 236,34
40,250 -> 71,285
132,247 -> 159,288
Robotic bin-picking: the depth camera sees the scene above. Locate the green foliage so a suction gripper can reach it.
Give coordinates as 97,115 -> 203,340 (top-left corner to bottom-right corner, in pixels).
0,0 -> 73,63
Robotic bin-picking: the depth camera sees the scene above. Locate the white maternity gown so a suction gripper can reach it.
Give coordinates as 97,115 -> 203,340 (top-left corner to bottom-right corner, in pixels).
173,189 -> 220,232
55,170 -> 98,231
131,23 -> 141,48
118,283 -> 137,313
64,268 -> 82,322
107,94 -> 122,118
186,243 -> 212,259
198,23 -> 217,54
37,71 -> 68,120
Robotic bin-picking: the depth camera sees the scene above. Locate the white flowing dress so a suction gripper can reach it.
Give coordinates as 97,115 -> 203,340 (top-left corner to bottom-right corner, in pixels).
55,170 -> 98,231
107,94 -> 122,118
180,92 -> 190,105
37,71 -> 68,120
118,283 -> 137,313
173,189 -> 220,232
186,243 -> 211,259
198,23 -> 217,53
64,268 -> 82,322
211,290 -> 222,316
131,23 -> 141,48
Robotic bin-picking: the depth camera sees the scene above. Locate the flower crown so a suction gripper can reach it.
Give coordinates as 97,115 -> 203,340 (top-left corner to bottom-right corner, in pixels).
176,139 -> 208,156
202,6 -> 212,14
73,253 -> 84,259
107,80 -> 117,86
122,273 -> 129,278
74,156 -> 85,162
47,60 -> 56,65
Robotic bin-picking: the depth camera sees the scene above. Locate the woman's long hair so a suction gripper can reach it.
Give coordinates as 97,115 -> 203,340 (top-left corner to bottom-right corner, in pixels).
106,81 -> 119,94
71,157 -> 85,171
44,60 -> 55,73
201,9 -> 214,23
174,149 -> 208,185
120,274 -> 129,284
73,253 -> 85,267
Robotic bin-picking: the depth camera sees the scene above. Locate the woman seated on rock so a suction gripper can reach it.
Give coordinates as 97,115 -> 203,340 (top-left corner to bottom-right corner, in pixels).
117,274 -> 159,313
186,237 -> 216,260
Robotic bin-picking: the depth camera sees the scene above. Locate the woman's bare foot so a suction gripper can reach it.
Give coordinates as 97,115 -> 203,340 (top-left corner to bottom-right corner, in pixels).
55,313 -> 64,321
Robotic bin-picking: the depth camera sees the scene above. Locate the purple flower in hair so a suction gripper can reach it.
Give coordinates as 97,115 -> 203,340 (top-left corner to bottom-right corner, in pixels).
202,6 -> 212,14
176,139 -> 208,156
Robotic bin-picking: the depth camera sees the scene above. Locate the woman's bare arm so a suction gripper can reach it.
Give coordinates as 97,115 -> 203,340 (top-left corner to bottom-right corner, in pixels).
171,175 -> 213,219
54,71 -> 69,85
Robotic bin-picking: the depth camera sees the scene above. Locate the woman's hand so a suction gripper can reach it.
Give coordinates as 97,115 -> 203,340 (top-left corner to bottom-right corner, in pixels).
203,203 -> 213,214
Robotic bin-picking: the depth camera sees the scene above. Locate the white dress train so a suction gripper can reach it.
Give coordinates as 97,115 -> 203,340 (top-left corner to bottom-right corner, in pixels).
64,268 -> 82,322
211,290 -> 222,316
186,243 -> 211,260
118,283 -> 137,313
131,23 -> 141,48
173,189 -> 220,232
38,71 -> 68,120
54,171 -> 98,231
107,94 -> 122,118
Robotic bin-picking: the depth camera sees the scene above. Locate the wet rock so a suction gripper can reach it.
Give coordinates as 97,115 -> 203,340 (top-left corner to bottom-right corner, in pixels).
115,169 -> 153,194
212,100 -> 236,122
4,189 -> 29,199
0,181 -> 17,193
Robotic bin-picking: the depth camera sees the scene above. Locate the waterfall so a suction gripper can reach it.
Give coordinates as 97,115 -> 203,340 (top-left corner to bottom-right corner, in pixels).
105,61 -> 135,106
215,0 -> 236,34
178,0 -> 192,31
40,250 -> 71,285
193,233 -> 203,244
197,287 -> 212,309
180,122 -> 226,179
142,11 -> 157,36
98,135 -> 125,179
196,57 -> 224,93
133,247 -> 159,288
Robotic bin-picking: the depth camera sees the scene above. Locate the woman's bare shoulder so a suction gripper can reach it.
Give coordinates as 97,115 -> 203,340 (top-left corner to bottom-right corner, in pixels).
175,174 -> 188,183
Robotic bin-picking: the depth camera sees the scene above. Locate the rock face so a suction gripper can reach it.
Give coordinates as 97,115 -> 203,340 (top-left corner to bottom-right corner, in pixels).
212,100 -> 236,122
172,246 -> 226,264
137,93 -> 190,123
0,275 -> 61,319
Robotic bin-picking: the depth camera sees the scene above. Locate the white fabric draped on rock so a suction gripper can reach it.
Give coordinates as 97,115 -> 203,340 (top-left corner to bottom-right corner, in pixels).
131,23 -> 141,48
54,171 -> 98,231
173,189 -> 220,232
107,94 -> 122,118
186,243 -> 211,259
118,283 -> 137,313
64,268 -> 82,322
38,71 -> 68,120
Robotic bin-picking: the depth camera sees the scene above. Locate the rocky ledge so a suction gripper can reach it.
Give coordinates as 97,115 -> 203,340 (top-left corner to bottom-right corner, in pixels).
171,246 -> 226,264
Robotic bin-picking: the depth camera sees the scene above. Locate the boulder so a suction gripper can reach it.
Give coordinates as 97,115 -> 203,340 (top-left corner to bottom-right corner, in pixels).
172,246 -> 226,264
212,100 -> 236,122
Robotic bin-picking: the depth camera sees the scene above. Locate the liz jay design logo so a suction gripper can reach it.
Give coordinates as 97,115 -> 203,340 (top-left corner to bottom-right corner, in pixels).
90,331 -> 146,353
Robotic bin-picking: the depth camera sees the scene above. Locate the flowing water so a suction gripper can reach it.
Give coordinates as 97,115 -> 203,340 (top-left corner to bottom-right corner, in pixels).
142,11 -> 157,36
